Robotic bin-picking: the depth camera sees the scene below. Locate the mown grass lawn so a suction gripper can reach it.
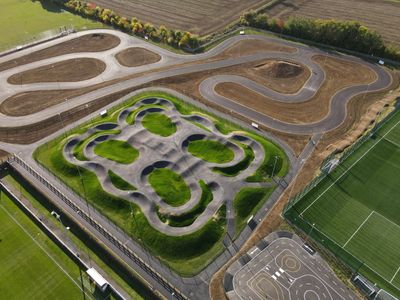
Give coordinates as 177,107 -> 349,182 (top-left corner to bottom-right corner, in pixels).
0,0 -> 106,51
94,139 -> 139,164
188,140 -> 234,163
0,192 -> 83,299
142,112 -> 176,137
149,168 -> 191,207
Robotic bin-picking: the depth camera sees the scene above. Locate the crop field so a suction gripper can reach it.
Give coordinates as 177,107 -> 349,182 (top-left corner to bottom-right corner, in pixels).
0,0 -> 106,51
285,110 -> 400,297
91,0 -> 269,35
263,0 -> 400,47
34,91 -> 288,276
0,191 -> 85,299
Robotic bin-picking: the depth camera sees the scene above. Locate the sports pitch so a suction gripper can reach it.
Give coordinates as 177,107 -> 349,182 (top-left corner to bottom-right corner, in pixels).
285,110 -> 400,296
0,192 -> 84,299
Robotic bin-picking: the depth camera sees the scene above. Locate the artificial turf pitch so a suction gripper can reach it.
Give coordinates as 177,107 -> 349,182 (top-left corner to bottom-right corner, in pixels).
285,110 -> 400,295
0,192 -> 83,299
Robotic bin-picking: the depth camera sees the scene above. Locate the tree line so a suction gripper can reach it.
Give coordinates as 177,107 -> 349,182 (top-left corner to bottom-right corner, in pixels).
50,0 -> 200,50
240,10 -> 400,61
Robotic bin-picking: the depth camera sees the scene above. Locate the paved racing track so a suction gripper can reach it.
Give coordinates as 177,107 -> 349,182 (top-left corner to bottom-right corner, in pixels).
0,29 -> 392,134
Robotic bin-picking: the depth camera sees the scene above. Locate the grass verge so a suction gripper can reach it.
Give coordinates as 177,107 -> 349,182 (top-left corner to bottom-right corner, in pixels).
108,170 -> 136,191
234,186 -> 275,234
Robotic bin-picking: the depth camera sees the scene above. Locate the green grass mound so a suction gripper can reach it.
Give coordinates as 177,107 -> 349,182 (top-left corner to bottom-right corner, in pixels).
126,104 -> 165,125
142,112 -> 176,137
94,139 -> 139,164
149,168 -> 191,207
245,133 -> 288,181
214,143 -> 254,176
188,140 -> 234,163
108,170 -> 136,191
73,129 -> 121,161
234,187 -> 275,234
157,180 -> 213,227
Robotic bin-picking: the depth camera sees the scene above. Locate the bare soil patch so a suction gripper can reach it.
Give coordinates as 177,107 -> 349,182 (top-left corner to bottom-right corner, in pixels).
91,0 -> 269,35
115,47 -> 161,67
256,61 -> 304,78
263,0 -> 400,47
215,39 -> 297,59
7,58 -> 106,85
215,55 -> 377,124
0,33 -> 120,72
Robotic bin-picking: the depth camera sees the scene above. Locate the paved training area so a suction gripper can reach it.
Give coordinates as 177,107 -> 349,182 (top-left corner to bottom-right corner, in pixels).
225,232 -> 357,300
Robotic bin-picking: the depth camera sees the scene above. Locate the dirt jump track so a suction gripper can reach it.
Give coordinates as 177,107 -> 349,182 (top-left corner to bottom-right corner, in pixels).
0,28 -> 396,300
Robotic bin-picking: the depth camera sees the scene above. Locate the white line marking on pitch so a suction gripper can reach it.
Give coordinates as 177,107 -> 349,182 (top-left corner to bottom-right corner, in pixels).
390,266 -> 400,283
343,211 -> 374,247
300,117 -> 400,216
384,136 -> 400,148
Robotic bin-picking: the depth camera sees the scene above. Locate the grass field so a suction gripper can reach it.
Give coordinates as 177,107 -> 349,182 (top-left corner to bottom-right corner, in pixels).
188,140 -> 234,164
3,174 -> 156,299
0,0 -> 106,51
285,110 -> 400,296
0,191 -> 84,299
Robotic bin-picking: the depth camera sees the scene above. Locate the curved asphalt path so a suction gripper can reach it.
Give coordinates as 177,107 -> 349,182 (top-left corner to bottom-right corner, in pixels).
0,29 -> 392,135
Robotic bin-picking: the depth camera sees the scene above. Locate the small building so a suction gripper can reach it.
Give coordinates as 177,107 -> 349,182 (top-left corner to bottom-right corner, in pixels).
353,274 -> 378,297
86,268 -> 108,292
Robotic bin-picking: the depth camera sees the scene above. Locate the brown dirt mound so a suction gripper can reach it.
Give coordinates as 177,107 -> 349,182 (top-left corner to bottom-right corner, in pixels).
115,47 -> 161,67
7,58 -> 106,85
255,61 -> 305,78
0,33 -> 120,72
